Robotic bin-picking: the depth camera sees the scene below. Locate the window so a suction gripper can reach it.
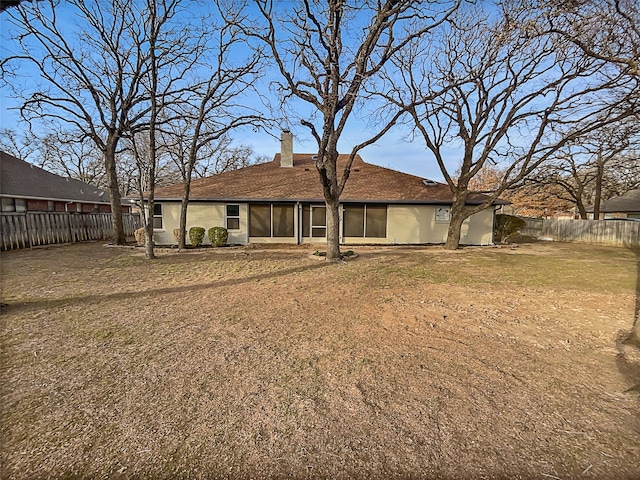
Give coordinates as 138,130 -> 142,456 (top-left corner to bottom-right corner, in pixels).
344,205 -> 365,237
226,204 -> 240,230
48,201 -> 55,212
249,204 -> 294,237
1,198 -> 15,212
365,205 -> 387,237
249,204 -> 271,236
153,203 -> 163,229
343,204 -> 387,238
1,198 -> 27,212
272,205 -> 294,237
302,204 -> 327,238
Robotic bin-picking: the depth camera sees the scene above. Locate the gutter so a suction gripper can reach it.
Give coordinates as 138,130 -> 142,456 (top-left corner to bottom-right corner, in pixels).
151,197 -> 505,206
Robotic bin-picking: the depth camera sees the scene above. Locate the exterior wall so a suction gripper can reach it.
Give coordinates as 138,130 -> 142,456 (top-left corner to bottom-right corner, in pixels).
2,196 -> 115,213
154,201 -> 496,246
153,202 -> 249,245
460,208 -> 495,245
27,199 -> 50,211
385,205 -> 494,245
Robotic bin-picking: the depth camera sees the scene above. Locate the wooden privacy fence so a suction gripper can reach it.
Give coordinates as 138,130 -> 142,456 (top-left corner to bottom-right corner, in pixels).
1,212 -> 142,250
521,218 -> 640,248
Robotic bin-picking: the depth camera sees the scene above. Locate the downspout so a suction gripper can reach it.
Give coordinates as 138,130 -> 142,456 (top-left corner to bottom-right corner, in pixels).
295,202 -> 301,245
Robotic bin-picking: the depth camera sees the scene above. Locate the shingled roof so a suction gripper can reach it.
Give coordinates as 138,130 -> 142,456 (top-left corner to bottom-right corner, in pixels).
0,150 -> 111,204
598,189 -> 640,213
154,153 -> 500,205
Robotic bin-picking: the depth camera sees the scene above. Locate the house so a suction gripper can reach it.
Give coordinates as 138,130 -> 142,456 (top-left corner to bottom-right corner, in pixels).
0,150 -> 131,214
152,132 -> 503,246
589,189 -> 640,219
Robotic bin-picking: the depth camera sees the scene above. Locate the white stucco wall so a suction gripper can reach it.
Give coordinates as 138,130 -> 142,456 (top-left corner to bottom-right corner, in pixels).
154,201 -> 495,246
385,205 -> 494,245
153,202 -> 248,245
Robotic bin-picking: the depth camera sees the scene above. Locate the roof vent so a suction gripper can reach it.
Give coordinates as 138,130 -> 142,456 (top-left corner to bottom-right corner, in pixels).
423,179 -> 438,187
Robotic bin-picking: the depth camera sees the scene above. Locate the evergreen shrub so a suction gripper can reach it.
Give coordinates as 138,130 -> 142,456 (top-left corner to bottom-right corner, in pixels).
189,227 -> 206,247
208,226 -> 228,247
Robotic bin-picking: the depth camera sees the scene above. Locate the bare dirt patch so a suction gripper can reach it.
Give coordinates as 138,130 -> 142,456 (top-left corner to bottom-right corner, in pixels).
1,241 -> 639,479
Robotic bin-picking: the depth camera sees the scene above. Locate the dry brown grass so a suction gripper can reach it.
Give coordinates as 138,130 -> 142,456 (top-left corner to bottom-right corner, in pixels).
1,241 -> 639,479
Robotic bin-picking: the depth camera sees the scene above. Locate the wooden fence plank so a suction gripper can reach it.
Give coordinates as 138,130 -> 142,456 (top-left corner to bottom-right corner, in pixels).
522,218 -> 639,248
1,212 -> 142,251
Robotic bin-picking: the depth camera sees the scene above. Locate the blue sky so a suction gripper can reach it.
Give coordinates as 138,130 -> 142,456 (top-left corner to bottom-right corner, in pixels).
0,1 -> 458,183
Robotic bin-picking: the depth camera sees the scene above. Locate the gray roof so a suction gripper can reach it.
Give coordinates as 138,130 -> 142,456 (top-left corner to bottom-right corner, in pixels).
0,150 -> 111,204
599,189 -> 640,213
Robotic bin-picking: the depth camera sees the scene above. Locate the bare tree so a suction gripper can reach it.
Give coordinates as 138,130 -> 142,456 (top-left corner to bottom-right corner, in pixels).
0,128 -> 38,161
526,122 -> 640,219
249,0 -> 461,261
543,0 -> 640,78
160,1 -> 266,250
1,0 -> 160,244
384,1 -> 637,249
164,131 -> 268,249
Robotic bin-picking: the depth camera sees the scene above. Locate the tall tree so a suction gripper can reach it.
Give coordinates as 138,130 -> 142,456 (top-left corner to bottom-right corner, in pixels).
161,1 -> 265,250
249,0 -> 461,261
526,122 -> 640,219
384,1 -> 637,249
1,0 -> 158,244
543,0 -> 640,78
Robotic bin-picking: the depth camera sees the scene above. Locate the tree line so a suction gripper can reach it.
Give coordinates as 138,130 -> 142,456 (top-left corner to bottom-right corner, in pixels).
1,0 -> 638,258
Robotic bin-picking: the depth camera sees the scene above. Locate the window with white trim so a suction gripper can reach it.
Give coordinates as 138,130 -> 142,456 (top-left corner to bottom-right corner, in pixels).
153,203 -> 163,229
226,204 -> 240,230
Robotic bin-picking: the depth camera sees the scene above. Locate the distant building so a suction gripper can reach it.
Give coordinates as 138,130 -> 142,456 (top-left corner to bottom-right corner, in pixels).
0,151 -> 131,214
588,189 -> 640,219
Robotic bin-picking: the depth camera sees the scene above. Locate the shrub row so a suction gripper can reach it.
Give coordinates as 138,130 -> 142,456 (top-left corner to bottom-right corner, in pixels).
135,226 -> 229,247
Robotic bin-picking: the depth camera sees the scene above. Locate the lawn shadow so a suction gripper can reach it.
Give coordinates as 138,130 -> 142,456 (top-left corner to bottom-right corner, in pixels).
2,261 -> 330,314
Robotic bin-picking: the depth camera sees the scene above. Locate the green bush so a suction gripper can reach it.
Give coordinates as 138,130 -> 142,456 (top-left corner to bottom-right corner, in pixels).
208,226 -> 228,247
494,214 -> 526,243
134,227 -> 147,246
189,226 -> 206,247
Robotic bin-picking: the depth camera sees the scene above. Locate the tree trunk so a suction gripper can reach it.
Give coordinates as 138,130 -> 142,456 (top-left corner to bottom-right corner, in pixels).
325,198 -> 341,261
593,156 -> 604,219
317,146 -> 342,261
576,201 -> 588,219
105,139 -> 126,245
444,193 -> 469,250
179,182 -> 190,250
145,200 -> 156,259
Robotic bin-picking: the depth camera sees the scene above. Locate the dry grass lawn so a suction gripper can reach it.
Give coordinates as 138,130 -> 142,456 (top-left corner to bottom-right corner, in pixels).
1,240 -> 639,479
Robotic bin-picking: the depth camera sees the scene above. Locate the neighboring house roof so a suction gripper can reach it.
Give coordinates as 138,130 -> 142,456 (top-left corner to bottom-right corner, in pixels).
154,154 -> 504,205
596,189 -> 640,213
0,150 -> 111,204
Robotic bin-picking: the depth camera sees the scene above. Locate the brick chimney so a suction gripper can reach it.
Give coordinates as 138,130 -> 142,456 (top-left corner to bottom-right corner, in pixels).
280,130 -> 293,167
